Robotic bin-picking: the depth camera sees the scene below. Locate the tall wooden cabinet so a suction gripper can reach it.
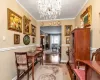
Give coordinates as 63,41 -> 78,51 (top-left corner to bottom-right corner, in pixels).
67,28 -> 90,80
69,28 -> 90,65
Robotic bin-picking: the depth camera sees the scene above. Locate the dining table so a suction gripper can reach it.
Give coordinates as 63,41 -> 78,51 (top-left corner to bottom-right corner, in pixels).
76,59 -> 100,80
27,50 -> 43,80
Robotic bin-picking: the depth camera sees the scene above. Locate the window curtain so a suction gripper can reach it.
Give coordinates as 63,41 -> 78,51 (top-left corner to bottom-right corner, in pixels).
50,34 -> 61,49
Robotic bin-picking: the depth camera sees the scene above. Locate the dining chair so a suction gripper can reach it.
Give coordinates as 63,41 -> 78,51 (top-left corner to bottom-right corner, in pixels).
73,48 -> 100,80
15,52 -> 32,80
91,48 -> 100,61
36,46 -> 44,65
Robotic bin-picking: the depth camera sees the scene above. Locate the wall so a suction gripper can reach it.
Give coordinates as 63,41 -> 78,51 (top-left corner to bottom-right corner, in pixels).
1,0 -> 99,79
0,0 -> 37,80
75,0 -> 100,48
37,20 -> 75,61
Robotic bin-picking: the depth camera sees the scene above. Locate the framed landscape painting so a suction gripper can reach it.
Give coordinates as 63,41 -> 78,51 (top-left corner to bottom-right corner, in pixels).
23,16 -> 31,34
81,5 -> 92,27
31,24 -> 36,36
14,34 -> 20,44
65,25 -> 72,36
7,8 -> 22,32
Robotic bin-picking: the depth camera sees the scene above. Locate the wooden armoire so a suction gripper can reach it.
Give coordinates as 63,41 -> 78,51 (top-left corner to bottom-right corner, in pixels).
69,28 -> 90,66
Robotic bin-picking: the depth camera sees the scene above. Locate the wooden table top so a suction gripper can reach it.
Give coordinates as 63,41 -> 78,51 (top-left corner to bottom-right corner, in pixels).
76,59 -> 100,75
27,50 -> 43,57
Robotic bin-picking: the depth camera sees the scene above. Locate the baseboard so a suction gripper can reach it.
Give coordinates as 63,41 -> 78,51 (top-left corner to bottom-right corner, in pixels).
12,76 -> 17,80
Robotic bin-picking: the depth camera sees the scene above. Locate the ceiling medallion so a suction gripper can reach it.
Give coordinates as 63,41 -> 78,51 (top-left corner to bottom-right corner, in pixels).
37,0 -> 62,20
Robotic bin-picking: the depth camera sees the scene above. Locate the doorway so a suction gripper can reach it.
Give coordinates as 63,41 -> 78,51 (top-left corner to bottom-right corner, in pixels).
40,26 -> 61,53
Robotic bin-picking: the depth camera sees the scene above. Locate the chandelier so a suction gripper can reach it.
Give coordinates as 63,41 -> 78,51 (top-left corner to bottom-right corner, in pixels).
37,0 -> 62,20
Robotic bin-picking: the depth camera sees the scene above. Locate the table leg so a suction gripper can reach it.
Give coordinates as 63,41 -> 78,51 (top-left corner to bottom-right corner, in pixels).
85,65 -> 89,80
32,57 -> 34,80
42,54 -> 43,65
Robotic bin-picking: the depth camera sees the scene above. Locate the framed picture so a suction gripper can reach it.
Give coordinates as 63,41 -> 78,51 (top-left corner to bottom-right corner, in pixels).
81,5 -> 92,27
65,25 -> 72,36
31,24 -> 36,36
32,37 -> 35,43
66,37 -> 70,44
14,34 -> 20,44
7,8 -> 22,32
23,35 -> 30,45
23,16 -> 31,34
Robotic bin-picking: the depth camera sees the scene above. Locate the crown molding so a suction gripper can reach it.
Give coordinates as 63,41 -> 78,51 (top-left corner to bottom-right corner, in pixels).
75,0 -> 88,18
16,0 -> 88,22
16,0 -> 37,21
37,18 -> 75,22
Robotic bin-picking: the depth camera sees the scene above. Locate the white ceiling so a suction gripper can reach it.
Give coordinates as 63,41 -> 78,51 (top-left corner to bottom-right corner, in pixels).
16,0 -> 88,20
40,26 -> 61,34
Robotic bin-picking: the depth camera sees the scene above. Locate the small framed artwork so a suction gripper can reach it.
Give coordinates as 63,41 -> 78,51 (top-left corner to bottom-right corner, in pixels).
14,34 -> 20,44
66,37 -> 70,44
23,16 -> 31,34
81,5 -> 92,27
65,25 -> 72,36
7,8 -> 22,32
23,35 -> 30,45
32,37 -> 35,43
31,24 -> 36,36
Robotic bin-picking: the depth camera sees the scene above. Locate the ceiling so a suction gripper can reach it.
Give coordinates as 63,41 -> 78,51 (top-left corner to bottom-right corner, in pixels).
40,26 -> 61,34
16,0 -> 88,20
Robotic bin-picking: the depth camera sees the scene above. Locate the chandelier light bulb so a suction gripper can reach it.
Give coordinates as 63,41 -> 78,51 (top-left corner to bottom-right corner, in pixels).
37,0 -> 62,20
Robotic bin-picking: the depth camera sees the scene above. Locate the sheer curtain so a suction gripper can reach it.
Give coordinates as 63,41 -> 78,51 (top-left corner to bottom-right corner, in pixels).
50,34 -> 61,49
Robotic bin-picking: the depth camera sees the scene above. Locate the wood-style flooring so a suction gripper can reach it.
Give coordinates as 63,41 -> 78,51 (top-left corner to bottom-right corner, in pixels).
43,51 -> 61,64
22,50 -> 71,80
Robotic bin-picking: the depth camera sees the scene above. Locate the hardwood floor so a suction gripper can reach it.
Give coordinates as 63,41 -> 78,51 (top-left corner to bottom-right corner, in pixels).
43,51 -> 61,64
22,50 -> 71,80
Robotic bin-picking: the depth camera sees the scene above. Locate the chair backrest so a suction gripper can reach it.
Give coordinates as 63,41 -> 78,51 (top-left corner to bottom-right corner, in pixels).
36,47 -> 43,51
15,52 -> 28,65
91,48 -> 100,61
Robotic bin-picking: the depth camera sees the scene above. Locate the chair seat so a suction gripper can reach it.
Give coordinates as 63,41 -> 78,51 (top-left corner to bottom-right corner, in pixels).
74,69 -> 85,80
18,63 -> 32,70
79,66 -> 85,70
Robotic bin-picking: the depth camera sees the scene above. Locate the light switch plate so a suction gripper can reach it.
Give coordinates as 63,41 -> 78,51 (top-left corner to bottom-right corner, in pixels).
3,36 -> 6,41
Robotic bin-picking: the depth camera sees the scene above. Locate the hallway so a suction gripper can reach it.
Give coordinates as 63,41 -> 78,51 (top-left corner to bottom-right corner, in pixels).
43,50 -> 61,64
22,51 -> 71,80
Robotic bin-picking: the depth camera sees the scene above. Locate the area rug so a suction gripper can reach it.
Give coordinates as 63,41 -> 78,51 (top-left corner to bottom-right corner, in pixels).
35,64 -> 63,80
22,64 -> 71,80
34,64 -> 71,80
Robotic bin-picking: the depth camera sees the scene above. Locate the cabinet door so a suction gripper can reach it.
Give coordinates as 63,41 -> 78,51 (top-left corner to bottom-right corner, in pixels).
75,29 -> 90,60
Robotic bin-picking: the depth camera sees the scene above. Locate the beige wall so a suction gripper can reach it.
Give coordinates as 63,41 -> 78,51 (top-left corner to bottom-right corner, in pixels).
0,0 -> 37,80
75,0 -> 100,48
37,20 -> 75,61
1,0 -> 100,79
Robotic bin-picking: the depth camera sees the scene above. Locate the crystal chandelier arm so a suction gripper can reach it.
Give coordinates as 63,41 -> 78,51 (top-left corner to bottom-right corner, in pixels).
37,0 -> 62,20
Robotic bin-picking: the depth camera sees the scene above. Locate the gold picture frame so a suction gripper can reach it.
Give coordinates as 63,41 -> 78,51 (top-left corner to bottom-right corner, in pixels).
23,16 -> 31,34
81,5 -> 92,27
14,34 -> 20,44
31,24 -> 36,36
7,8 -> 22,32
65,25 -> 72,36
66,37 -> 70,44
